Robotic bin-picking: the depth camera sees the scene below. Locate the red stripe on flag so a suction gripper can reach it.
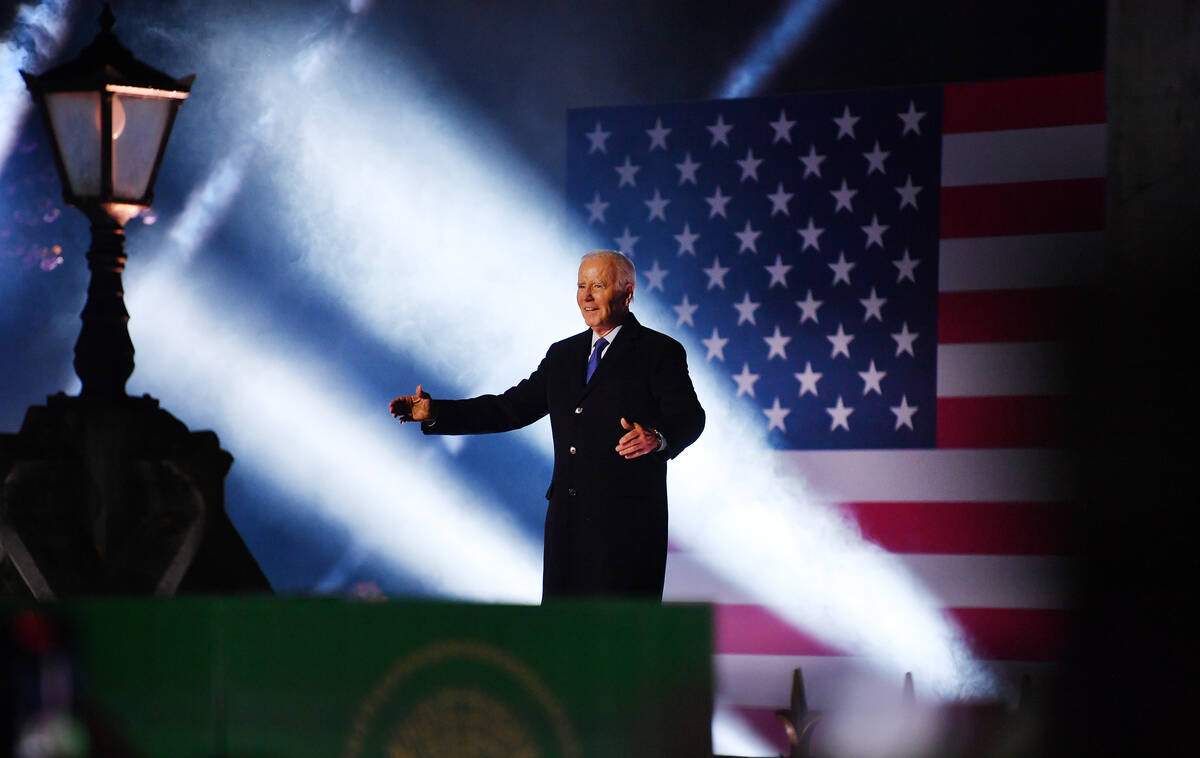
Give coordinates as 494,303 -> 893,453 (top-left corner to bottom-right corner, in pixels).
942,73 -> 1105,133
938,288 -> 1084,343
949,607 -> 1072,661
715,605 -> 1069,661
935,396 -> 1069,448
939,179 -> 1104,238
714,605 -> 845,656
841,501 -> 1074,555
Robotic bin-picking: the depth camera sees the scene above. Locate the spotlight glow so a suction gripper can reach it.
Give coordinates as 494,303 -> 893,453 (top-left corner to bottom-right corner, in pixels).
0,0 -> 73,166
716,0 -> 836,98
712,708 -> 780,757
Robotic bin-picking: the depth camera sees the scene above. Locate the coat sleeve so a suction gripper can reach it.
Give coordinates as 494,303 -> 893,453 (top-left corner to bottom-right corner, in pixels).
421,353 -> 550,436
649,338 -> 705,460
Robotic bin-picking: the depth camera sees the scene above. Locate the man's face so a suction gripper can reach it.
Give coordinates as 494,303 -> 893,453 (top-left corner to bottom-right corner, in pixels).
577,258 -> 632,334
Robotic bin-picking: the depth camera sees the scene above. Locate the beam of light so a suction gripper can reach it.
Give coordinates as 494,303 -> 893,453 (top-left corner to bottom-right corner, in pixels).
160,0 -> 373,269
711,708 -> 780,758
715,0 -> 836,99
250,51 -> 994,698
123,264 -> 542,603
0,0 -> 73,168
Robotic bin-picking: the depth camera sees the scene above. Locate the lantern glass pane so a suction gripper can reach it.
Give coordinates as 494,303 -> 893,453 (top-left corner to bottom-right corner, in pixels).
44,91 -> 101,198
112,94 -> 173,201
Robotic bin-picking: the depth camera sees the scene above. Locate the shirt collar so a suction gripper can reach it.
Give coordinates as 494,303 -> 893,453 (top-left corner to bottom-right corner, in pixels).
591,323 -> 622,349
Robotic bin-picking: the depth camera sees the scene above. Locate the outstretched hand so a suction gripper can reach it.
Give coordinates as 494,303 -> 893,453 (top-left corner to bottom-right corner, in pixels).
390,384 -> 432,424
615,417 -> 660,459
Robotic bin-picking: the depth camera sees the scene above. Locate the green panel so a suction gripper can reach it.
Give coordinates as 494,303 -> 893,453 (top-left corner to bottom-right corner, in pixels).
36,598 -> 711,758
67,598 -> 223,757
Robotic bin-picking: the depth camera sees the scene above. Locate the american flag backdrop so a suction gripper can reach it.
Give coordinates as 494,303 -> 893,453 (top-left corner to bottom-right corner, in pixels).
566,72 -> 1102,754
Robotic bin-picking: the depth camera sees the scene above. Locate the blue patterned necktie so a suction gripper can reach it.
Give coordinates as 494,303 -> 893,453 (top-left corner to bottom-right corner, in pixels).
586,337 -> 608,383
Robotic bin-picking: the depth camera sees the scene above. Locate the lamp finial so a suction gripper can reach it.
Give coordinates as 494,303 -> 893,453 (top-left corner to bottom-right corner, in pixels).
99,3 -> 115,34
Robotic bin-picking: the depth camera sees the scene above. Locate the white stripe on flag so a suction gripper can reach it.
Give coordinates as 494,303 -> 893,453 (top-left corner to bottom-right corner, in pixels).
936,342 -> 1071,397
665,553 -> 1071,609
714,655 -> 1061,709
774,449 -> 1076,502
938,232 -> 1104,292
940,124 -> 1106,186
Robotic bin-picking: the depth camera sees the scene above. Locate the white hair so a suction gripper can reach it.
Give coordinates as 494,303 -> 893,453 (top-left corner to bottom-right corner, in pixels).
581,249 -> 636,291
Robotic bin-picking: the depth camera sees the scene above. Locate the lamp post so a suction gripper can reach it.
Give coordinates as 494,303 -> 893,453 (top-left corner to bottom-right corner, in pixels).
21,3 -> 193,399
0,5 -> 269,598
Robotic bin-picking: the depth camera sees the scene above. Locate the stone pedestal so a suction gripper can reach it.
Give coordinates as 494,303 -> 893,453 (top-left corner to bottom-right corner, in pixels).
0,393 -> 269,597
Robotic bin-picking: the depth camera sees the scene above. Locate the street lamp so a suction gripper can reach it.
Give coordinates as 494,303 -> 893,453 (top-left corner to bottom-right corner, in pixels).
21,3 -> 193,399
1,4 -> 269,598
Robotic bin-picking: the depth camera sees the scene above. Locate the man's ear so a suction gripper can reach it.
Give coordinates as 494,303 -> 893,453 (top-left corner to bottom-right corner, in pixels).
624,284 -> 634,305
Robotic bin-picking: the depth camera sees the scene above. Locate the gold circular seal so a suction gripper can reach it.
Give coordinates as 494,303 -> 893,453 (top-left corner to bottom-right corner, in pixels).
342,641 -> 579,758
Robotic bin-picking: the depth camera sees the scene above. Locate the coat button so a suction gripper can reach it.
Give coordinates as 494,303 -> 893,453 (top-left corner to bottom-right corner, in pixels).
568,488 -> 576,496
569,446 -> 577,455
574,407 -> 583,414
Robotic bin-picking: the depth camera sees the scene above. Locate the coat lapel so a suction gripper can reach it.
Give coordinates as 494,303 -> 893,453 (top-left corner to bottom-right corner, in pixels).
574,313 -> 641,404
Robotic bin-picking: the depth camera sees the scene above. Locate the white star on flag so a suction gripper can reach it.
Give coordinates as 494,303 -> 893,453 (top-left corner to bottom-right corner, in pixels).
794,361 -> 822,396
827,323 -> 854,358
737,148 -> 763,182
829,252 -> 855,286
797,217 -> 824,251
763,396 -> 791,431
831,179 -> 857,212
674,223 -> 700,256
898,100 -> 926,135
826,395 -> 853,431
764,254 -> 792,288
890,394 -> 918,429
644,188 -> 670,221
859,287 -> 886,321
863,140 -> 890,175
706,113 -> 733,147
766,182 -> 794,216
858,360 -> 886,395
795,290 -> 823,323
643,259 -> 668,291
701,327 -> 729,361
733,292 -> 761,325
585,121 -> 611,153
673,294 -> 699,326
763,325 -> 791,360
614,226 -> 639,253
893,249 -> 920,282
735,220 -> 762,253
891,321 -> 918,356
646,117 -> 671,151
705,186 -> 732,218
703,257 -> 731,290
732,362 -> 759,397
585,192 -> 609,224
769,109 -> 797,143
833,105 -> 860,139
675,153 -> 701,185
614,155 -> 640,187
896,174 -> 922,209
799,144 -> 826,178
861,214 -> 889,248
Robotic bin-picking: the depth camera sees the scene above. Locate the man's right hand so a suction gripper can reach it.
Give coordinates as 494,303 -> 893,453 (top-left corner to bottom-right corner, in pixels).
390,384 -> 432,423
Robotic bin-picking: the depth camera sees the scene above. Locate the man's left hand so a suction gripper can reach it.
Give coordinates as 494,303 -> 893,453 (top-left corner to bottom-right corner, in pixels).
616,417 -> 660,460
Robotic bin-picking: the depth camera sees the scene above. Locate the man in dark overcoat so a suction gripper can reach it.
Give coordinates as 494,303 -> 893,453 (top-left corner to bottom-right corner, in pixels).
389,250 -> 705,600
